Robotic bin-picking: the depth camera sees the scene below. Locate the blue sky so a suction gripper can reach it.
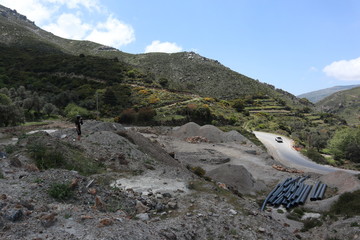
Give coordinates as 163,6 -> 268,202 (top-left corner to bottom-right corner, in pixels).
1,0 -> 360,95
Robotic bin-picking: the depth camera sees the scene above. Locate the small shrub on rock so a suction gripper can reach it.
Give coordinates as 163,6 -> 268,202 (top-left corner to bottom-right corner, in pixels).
301,218 -> 323,232
48,182 -> 73,201
191,166 -> 206,177
286,207 -> 304,221
28,142 -> 65,170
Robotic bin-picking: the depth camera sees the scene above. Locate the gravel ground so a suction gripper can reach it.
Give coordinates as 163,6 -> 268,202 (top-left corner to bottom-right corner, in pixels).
0,121 -> 359,240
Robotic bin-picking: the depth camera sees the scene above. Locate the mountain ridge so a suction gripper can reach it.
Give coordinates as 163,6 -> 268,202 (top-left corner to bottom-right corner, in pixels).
297,84 -> 360,103
0,4 -> 306,109
315,86 -> 360,126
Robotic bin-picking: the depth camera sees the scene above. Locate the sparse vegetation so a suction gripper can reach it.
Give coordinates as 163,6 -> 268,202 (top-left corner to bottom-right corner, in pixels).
0,9 -> 359,239
27,142 -> 65,170
27,136 -> 105,175
4,144 -> 17,154
277,209 -> 284,214
187,165 -> 206,177
329,190 -> 360,217
350,222 -> 359,227
48,182 -> 73,201
301,218 -> 323,232
303,148 -> 327,164
286,207 -> 305,221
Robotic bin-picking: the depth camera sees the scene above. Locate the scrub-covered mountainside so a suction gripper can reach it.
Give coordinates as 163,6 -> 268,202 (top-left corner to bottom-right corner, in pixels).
298,85 -> 360,103
0,4 -> 305,108
0,3 -> 354,170
1,4 -> 360,240
315,86 -> 360,126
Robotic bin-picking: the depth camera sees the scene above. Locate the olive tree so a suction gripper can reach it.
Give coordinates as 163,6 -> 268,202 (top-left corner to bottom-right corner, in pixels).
328,127 -> 360,162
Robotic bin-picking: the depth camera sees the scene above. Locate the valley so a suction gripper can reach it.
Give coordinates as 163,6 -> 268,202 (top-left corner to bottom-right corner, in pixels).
0,3 -> 359,239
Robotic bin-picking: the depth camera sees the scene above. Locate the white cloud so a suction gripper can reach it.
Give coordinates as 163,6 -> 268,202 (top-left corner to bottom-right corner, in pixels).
85,16 -> 135,48
0,0 -> 55,25
145,40 -> 182,53
323,57 -> 360,81
43,13 -> 91,39
0,0 -> 135,49
45,0 -> 101,12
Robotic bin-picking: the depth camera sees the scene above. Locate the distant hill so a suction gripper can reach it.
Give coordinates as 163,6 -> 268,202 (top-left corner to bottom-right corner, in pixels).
0,4 -> 307,109
297,85 -> 360,103
315,87 -> 360,126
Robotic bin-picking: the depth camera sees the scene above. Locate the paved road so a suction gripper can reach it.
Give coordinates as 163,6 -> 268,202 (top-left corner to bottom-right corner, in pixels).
254,131 -> 358,174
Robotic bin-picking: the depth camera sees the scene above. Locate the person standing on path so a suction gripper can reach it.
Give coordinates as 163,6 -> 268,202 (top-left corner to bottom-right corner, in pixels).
75,115 -> 83,141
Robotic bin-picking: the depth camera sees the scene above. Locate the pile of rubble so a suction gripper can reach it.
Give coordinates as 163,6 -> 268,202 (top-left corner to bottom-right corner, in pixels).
185,136 -> 209,143
272,164 -> 304,173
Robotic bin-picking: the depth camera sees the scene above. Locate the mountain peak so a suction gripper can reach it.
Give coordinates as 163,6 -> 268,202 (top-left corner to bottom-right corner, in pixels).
0,4 -> 35,26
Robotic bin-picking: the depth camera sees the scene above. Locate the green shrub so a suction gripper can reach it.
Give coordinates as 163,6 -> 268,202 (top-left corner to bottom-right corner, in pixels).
286,207 -> 304,221
127,69 -> 137,78
301,218 -> 322,232
64,103 -> 90,120
293,207 -> 304,216
27,141 -> 104,175
117,108 -> 137,124
191,166 -> 206,177
329,190 -> 360,217
28,143 -> 65,170
5,144 -> 17,154
304,148 -> 327,164
48,182 -> 73,201
70,151 -> 105,176
158,78 -> 168,87
327,127 -> 360,163
137,107 -> 156,122
232,99 -> 245,112
350,222 -> 359,227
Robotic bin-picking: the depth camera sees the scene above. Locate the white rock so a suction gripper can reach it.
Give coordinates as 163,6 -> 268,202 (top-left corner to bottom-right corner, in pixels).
136,213 -> 150,221
142,191 -> 150,196
229,209 -> 237,215
301,212 -> 321,220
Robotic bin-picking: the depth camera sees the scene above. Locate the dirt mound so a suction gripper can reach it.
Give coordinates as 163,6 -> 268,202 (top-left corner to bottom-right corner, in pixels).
50,120 -> 125,140
172,122 -> 201,138
306,171 -> 360,212
172,122 -> 247,143
83,120 -> 125,132
206,164 -> 267,195
320,171 -> 360,194
197,125 -> 224,142
222,130 -> 247,142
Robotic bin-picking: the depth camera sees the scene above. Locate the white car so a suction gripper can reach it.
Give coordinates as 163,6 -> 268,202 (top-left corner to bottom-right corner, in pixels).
275,137 -> 283,143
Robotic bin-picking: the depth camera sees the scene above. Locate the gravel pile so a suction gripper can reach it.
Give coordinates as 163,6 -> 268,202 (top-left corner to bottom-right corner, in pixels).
82,120 -> 125,132
172,122 -> 247,143
1,120 -> 359,240
206,164 -> 267,196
